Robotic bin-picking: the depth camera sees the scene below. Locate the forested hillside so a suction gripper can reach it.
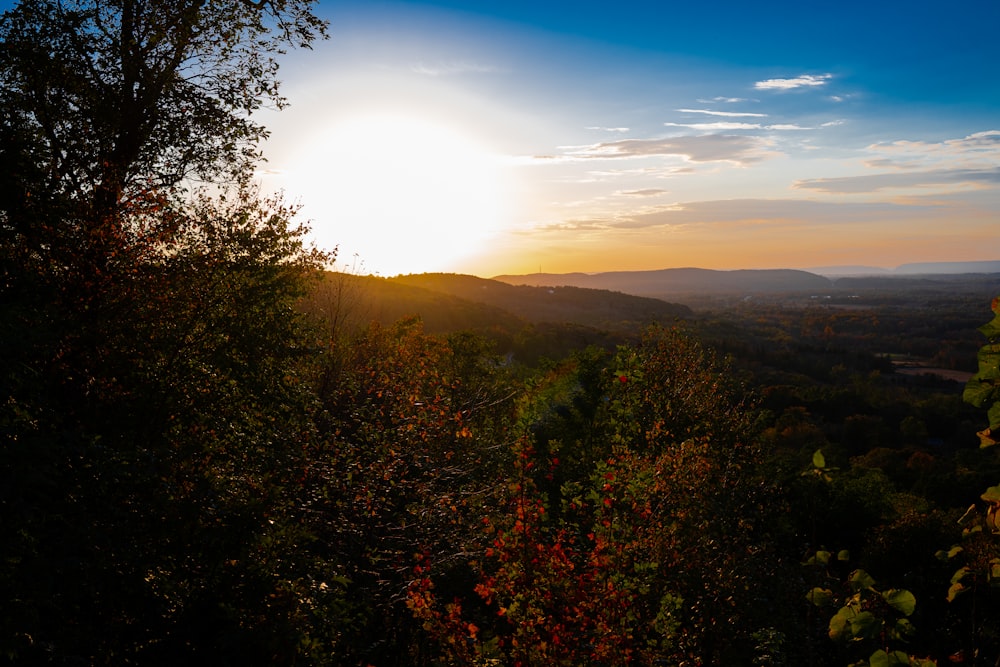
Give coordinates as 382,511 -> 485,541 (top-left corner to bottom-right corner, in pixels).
3,2 -> 1000,666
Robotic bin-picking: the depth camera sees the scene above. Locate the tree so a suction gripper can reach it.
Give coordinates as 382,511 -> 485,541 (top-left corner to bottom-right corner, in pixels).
1,188 -> 335,664
433,326 -> 795,665
0,0 -> 327,303
0,0 -> 325,210
0,1 -> 332,662
306,320 -> 519,664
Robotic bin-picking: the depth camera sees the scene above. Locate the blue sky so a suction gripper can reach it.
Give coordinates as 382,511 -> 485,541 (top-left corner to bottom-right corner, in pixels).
256,0 -> 999,275
4,0 -> 998,275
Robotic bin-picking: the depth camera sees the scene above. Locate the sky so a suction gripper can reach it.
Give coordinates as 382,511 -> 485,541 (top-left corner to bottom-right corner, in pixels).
7,0 -> 999,276
254,0 -> 1000,276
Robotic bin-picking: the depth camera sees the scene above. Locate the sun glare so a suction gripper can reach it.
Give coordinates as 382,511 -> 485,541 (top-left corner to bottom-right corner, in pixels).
286,112 -> 510,275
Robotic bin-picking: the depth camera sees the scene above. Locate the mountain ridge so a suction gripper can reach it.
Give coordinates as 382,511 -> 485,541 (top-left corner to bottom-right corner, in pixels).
492,261 -> 1000,296
492,267 -> 832,295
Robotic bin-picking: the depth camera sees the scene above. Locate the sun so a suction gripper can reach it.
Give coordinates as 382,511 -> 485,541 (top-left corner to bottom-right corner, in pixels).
284,112 -> 510,275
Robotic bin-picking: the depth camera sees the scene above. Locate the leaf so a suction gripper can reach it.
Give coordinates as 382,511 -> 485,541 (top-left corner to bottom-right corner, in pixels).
828,606 -> 854,641
812,449 -> 826,469
963,378 -> 994,408
947,581 -> 967,603
869,649 -> 918,667
869,649 -> 892,667
981,485 -> 1000,504
891,617 -> 916,641
989,402 -> 1000,431
975,343 -> 1000,378
848,569 -> 876,593
847,611 -> 879,639
806,587 -> 833,607
837,549 -> 851,561
935,545 -> 962,561
815,549 -> 831,565
882,588 -> 916,616
978,315 -> 1000,340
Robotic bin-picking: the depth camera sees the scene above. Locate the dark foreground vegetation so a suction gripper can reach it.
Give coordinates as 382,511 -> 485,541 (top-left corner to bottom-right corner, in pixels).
3,1 -> 1000,665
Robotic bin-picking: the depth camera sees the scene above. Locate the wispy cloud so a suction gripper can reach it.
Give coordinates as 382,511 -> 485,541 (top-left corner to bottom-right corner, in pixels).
754,74 -> 833,90
697,97 -> 754,104
868,130 -> 1000,165
410,60 -> 501,76
618,188 -> 669,197
794,168 -> 1000,194
664,122 -> 811,131
676,108 -> 768,118
665,122 -> 763,131
566,134 -> 768,164
546,198 -> 938,232
794,131 -> 1000,193
586,126 -> 630,133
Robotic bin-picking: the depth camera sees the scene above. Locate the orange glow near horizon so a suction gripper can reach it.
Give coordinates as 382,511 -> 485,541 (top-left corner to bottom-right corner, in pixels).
259,11 -> 1000,278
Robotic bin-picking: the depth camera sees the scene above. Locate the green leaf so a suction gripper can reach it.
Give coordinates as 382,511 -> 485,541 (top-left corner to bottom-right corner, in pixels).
869,649 -> 918,667
951,566 -> 970,585
848,611 -> 879,639
989,402 -> 1000,431
848,569 -> 876,592
935,545 -> 963,561
815,549 -> 831,565
882,588 -> 916,616
977,341 -> 1000,367
869,650 -> 891,667
806,587 -> 833,607
828,606 -> 854,641
982,485 -> 1000,504
963,378 -> 995,408
812,449 -> 826,469
978,315 -> 1000,340
837,549 -> 851,561
891,617 -> 916,641
947,581 -> 967,602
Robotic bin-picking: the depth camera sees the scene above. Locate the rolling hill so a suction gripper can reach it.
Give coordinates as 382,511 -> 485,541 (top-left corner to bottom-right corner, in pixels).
492,267 -> 834,297
302,272 -> 692,338
388,273 -> 691,329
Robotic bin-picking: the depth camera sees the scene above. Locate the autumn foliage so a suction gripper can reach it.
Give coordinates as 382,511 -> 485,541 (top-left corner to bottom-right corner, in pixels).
4,1 -> 1000,664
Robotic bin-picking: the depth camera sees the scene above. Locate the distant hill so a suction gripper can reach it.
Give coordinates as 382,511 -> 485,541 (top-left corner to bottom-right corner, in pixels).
388,273 -> 692,329
893,260 -> 1000,275
301,273 -> 524,335
832,273 -> 1000,293
806,265 -> 891,277
805,260 -> 1000,277
492,267 -> 833,297
301,272 -> 691,340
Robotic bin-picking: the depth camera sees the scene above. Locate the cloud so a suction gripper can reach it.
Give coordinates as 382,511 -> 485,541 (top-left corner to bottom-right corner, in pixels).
697,97 -> 754,104
868,130 -> 1000,164
754,74 -> 833,90
665,122 -> 763,131
619,189 -> 669,197
586,126 -> 631,133
567,134 -> 767,164
676,108 -> 768,118
546,198 -> 939,232
664,122 -> 811,131
794,168 -> 1000,194
793,131 -> 1000,193
410,60 -> 501,76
